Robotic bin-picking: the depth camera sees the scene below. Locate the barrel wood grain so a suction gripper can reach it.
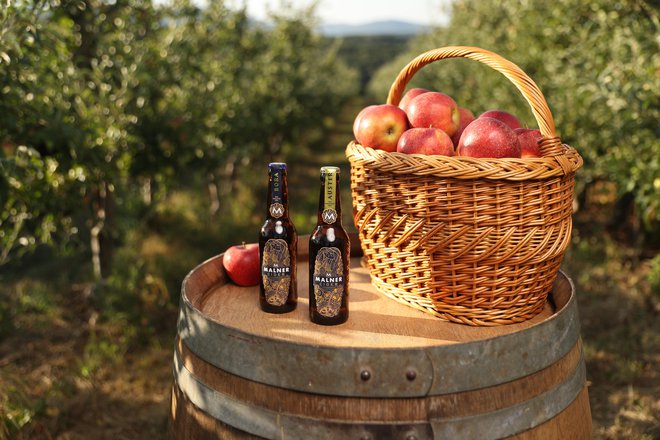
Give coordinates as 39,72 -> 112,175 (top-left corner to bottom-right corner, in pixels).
174,337 -> 584,421
170,384 -> 592,440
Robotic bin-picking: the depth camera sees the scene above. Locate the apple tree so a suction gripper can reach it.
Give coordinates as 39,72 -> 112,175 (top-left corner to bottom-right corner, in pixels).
2,0 -> 358,271
133,1 -> 358,214
0,0 -> 72,266
0,0 -> 156,276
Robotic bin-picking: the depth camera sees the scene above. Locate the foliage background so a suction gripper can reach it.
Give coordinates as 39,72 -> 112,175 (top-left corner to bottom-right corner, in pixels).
0,0 -> 658,438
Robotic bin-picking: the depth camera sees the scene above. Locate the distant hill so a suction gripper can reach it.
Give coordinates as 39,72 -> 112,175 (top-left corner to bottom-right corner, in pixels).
319,20 -> 429,37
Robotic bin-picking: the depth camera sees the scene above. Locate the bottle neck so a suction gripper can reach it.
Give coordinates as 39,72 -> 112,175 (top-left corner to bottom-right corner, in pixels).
317,170 -> 342,225
267,168 -> 289,219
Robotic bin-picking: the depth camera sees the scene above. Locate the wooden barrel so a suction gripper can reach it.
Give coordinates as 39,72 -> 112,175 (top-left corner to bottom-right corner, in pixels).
171,235 -> 592,439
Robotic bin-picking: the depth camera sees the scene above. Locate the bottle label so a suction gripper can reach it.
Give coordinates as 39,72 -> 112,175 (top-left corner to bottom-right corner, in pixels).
313,247 -> 344,317
269,169 -> 284,218
262,239 -> 291,306
269,203 -> 284,218
322,169 -> 337,224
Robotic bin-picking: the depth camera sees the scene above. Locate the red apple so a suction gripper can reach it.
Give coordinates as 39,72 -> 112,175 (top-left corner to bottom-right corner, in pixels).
397,127 -> 454,156
352,104 -> 371,139
407,92 -> 460,136
457,117 -> 521,158
353,104 -> 409,152
450,107 -> 476,146
222,242 -> 260,286
515,128 -> 543,158
479,109 -> 522,130
398,87 -> 429,114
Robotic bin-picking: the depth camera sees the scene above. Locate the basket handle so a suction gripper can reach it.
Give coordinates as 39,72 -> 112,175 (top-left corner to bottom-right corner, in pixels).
387,46 -> 564,157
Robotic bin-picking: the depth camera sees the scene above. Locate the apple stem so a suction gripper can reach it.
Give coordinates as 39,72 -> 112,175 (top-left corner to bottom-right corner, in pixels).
241,241 -> 246,249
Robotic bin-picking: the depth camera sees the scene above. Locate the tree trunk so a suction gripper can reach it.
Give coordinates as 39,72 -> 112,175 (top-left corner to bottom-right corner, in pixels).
90,185 -> 106,281
0,211 -> 27,266
90,182 -> 115,280
609,191 -> 643,254
224,157 -> 237,196
208,173 -> 220,218
101,183 -> 115,277
141,177 -> 152,206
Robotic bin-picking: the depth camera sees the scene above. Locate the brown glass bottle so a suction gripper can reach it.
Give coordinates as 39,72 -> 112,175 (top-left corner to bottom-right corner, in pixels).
259,163 -> 297,313
309,166 -> 350,325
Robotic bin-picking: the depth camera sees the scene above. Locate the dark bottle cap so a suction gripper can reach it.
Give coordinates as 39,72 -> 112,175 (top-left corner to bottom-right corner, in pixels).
269,162 -> 287,172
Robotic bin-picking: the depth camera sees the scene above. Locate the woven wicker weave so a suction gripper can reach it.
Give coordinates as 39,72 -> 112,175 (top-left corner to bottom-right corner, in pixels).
346,46 -> 583,326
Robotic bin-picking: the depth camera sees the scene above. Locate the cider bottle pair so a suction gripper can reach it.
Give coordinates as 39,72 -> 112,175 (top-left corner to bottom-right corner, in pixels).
258,163 -> 349,325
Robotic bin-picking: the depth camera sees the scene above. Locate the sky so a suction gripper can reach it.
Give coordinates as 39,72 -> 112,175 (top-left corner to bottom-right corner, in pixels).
225,0 -> 451,26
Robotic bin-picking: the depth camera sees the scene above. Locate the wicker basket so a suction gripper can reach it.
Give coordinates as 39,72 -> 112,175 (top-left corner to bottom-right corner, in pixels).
346,46 -> 583,326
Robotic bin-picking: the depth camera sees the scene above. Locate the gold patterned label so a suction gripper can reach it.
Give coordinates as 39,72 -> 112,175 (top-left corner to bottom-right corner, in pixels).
313,247 -> 344,317
262,239 -> 291,306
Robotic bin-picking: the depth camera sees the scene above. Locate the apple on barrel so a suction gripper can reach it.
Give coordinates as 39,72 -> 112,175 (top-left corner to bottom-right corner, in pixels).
223,242 -> 260,286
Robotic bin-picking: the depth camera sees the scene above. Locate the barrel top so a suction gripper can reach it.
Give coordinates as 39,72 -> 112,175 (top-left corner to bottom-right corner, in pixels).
183,247 -> 566,350
178,236 -> 578,398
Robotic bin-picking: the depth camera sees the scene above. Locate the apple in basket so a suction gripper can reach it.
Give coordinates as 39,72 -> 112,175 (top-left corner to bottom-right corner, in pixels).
353,104 -> 409,152
479,109 -> 523,130
451,107 -> 476,146
515,128 -> 543,158
398,87 -> 429,114
397,127 -> 454,156
406,92 -> 460,137
222,242 -> 260,286
457,116 -> 521,158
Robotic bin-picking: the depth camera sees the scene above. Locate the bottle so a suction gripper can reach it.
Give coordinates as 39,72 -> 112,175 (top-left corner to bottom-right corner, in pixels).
259,162 -> 297,313
309,166 -> 350,325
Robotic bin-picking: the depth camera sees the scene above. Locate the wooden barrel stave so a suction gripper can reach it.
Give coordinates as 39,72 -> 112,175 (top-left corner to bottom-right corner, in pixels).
170,384 -> 593,440
174,336 -> 584,422
173,337 -> 587,439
